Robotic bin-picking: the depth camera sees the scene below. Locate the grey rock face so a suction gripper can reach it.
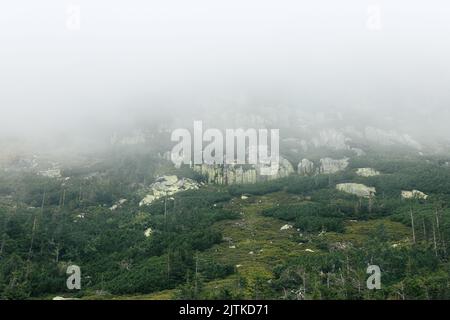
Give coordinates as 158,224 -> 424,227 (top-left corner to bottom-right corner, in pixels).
193,156 -> 294,185
262,157 -> 294,181
318,158 -> 349,174
298,159 -> 315,176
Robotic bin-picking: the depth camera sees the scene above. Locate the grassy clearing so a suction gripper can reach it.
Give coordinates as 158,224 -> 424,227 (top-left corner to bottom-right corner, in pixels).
86,191 -> 413,299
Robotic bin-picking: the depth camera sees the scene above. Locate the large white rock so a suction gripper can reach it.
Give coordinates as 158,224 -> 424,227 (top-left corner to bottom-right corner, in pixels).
401,190 -> 428,200
336,183 -> 376,198
53,296 -> 79,300
356,168 -> 380,177
139,175 -> 199,206
144,227 -> 153,237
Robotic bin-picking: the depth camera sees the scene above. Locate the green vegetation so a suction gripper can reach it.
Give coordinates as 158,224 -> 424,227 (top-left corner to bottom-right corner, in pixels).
1,152 -> 450,299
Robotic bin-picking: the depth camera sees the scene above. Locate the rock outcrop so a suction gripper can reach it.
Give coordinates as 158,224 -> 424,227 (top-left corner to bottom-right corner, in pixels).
298,159 -> 315,176
193,164 -> 258,184
356,168 -> 380,177
336,183 -> 376,198
351,148 -> 366,156
109,199 -> 127,211
193,156 -> 294,185
318,158 -> 349,174
264,157 -> 294,181
38,168 -> 62,179
139,175 -> 200,206
401,190 -> 428,200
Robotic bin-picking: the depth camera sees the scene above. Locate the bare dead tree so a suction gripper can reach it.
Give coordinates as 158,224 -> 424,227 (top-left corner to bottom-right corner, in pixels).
397,282 -> 406,300
195,252 -> 199,295
62,189 -> 66,207
54,244 -> 60,263
432,220 -> 438,257
28,192 -> 45,261
422,218 -> 427,241
435,208 -> 441,232
167,250 -> 171,279
79,183 -> 83,202
410,207 -> 416,244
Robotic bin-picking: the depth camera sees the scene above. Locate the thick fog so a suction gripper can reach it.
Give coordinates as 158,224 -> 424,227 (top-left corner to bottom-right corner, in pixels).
1,0 -> 450,152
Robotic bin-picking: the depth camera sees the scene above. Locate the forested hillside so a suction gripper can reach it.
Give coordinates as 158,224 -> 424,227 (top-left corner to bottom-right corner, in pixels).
1,151 -> 450,300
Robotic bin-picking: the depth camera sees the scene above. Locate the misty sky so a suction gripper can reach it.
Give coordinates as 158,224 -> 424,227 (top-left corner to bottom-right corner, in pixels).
1,0 -> 450,145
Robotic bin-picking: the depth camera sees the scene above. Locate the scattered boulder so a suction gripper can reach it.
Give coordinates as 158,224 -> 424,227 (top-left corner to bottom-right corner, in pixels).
330,242 -> 350,251
304,249 -> 315,253
280,224 -> 293,231
144,227 -> 153,237
76,213 -> 86,219
356,168 -> 380,177
336,183 -> 376,198
53,296 -> 79,300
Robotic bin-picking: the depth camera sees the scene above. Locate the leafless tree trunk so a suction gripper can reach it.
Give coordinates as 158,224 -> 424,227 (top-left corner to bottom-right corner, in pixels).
195,253 -> 199,295
410,207 -> 416,244
167,251 -> 171,279
28,192 -> 45,261
422,218 -> 427,241
62,189 -> 66,207
78,184 -> 81,202
282,287 -> 288,299
432,221 -> 438,257
397,282 -> 406,300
